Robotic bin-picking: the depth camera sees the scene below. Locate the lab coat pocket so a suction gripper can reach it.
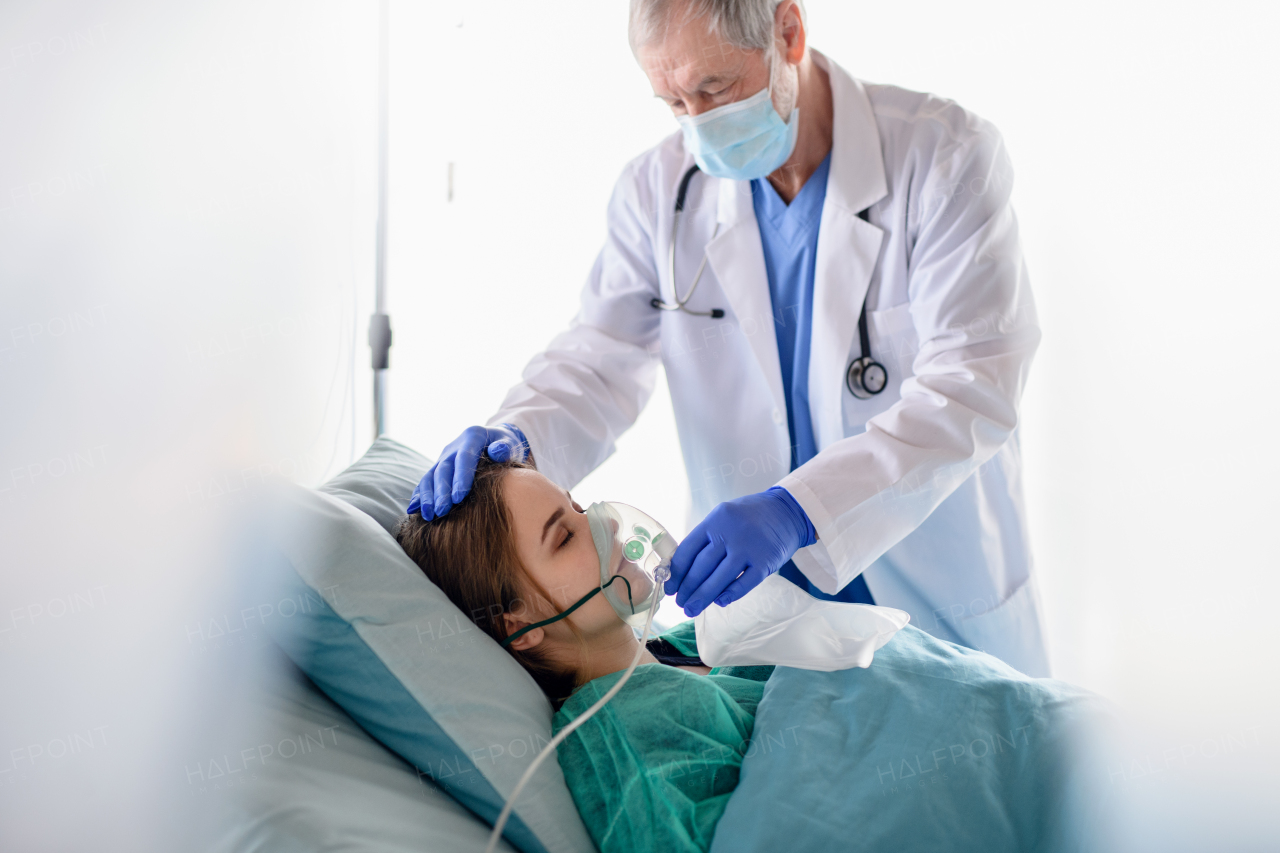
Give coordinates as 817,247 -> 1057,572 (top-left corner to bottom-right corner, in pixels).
952,575 -> 1050,678
868,301 -> 919,382
842,302 -> 918,429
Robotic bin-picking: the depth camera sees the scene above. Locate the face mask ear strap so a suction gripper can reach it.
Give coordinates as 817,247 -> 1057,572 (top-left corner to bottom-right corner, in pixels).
499,576 -> 635,649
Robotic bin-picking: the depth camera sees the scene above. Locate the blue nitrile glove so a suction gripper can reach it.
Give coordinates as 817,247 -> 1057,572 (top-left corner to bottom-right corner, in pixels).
665,486 -> 817,617
406,423 -> 530,520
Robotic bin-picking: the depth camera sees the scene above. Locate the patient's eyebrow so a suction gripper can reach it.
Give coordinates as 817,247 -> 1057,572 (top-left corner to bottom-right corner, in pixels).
541,506 -> 565,545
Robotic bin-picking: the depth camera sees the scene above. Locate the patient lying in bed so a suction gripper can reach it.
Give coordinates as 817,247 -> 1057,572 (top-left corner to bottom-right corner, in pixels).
394,456 -> 1114,853
395,456 -> 770,853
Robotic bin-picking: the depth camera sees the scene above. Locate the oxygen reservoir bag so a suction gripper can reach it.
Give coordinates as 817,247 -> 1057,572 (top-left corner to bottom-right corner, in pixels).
694,573 -> 910,672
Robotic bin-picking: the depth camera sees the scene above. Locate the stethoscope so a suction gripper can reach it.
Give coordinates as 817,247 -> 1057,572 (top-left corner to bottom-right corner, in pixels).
651,164 -> 888,399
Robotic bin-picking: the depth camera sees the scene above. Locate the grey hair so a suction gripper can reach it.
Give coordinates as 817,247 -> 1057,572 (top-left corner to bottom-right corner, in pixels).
628,0 -> 807,53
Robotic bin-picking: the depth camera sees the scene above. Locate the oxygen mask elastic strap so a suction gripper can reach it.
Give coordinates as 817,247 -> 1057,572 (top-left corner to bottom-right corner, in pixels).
500,574 -> 636,649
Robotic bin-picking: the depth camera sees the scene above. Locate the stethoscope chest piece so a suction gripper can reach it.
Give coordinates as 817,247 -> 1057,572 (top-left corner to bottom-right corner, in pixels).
846,356 -> 888,399
846,286 -> 888,399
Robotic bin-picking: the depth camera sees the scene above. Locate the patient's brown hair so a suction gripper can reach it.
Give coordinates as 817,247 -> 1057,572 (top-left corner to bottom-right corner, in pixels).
394,456 -> 580,706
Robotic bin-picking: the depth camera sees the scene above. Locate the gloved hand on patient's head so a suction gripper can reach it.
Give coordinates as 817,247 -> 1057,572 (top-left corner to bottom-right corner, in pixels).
665,486 -> 817,617
406,423 -> 530,520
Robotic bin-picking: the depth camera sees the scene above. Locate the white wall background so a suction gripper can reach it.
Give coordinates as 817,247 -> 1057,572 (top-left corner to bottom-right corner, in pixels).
2,0 -> 1277,849
0,1 -> 377,848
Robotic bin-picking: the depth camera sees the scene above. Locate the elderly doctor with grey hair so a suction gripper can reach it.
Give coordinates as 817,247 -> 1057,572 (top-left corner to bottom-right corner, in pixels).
408,0 -> 1049,676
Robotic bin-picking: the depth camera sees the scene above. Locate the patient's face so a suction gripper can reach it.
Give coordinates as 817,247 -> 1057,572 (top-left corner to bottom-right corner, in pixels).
503,468 -> 619,638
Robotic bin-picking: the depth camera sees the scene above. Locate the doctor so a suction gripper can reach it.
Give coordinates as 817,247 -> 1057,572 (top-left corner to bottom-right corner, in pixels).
409,0 -> 1049,676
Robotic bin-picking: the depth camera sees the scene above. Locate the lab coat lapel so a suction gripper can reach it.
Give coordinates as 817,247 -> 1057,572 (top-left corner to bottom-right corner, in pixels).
703,180 -> 788,420
809,53 -> 889,450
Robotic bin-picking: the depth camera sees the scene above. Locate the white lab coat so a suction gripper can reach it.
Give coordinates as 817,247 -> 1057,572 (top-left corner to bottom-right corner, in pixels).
490,52 -> 1050,677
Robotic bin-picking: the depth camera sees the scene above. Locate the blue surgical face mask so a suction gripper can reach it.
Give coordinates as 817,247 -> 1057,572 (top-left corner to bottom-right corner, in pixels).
676,84 -> 799,181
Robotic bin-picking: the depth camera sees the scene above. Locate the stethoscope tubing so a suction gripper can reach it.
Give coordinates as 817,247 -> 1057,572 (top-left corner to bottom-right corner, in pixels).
654,164 -> 886,397
652,165 -> 723,318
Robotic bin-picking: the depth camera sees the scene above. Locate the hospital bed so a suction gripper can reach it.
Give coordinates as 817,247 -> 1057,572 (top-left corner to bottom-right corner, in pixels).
207,437 -> 1118,853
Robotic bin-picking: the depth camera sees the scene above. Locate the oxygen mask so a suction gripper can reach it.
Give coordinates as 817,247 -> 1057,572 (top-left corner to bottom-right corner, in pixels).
586,501 -> 676,627
500,501 -> 676,648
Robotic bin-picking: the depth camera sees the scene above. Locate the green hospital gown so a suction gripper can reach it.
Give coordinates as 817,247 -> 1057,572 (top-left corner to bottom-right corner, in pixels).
551,622 -> 772,853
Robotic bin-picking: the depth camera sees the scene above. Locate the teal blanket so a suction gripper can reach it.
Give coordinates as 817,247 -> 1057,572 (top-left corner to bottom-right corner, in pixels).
710,626 -> 1117,853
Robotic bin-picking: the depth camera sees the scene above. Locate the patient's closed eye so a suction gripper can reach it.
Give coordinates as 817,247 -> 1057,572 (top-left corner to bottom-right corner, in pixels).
560,528 -> 575,549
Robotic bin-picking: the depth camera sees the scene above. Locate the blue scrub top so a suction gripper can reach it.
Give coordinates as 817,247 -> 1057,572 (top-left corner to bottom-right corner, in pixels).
751,153 -> 874,605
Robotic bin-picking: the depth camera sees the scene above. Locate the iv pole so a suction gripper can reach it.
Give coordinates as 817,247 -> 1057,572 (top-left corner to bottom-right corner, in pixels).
368,0 -> 392,439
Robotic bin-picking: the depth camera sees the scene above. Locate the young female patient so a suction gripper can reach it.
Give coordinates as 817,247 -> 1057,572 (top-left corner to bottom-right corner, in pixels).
395,455 -> 771,853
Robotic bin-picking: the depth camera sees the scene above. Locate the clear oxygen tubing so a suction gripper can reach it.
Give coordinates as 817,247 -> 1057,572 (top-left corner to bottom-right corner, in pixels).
483,565 -> 671,853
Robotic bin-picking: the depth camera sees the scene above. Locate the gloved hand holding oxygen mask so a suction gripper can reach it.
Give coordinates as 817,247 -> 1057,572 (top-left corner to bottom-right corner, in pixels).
663,486 -> 817,616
